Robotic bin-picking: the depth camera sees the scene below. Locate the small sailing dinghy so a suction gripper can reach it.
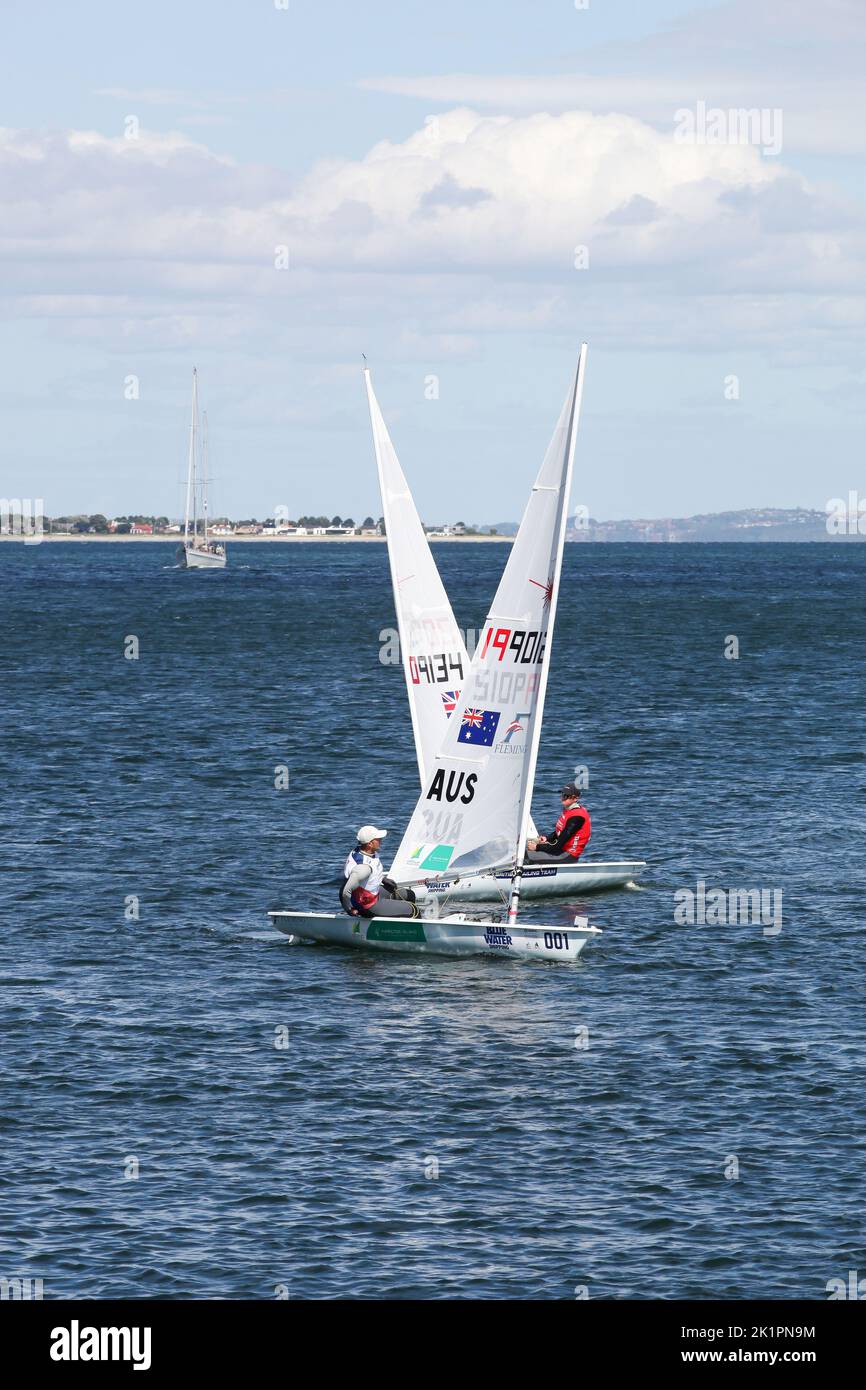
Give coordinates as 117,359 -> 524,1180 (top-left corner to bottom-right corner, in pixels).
269,347 -> 602,961
177,369 -> 227,570
365,366 -> 645,903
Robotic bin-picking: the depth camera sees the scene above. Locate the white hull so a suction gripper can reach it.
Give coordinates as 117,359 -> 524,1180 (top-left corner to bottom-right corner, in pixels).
402,858 -> 646,903
179,544 -> 226,570
268,909 -> 601,963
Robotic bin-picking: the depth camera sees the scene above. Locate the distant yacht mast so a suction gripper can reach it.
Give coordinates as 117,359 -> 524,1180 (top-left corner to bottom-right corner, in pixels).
183,368 -> 198,549
178,368 -> 227,570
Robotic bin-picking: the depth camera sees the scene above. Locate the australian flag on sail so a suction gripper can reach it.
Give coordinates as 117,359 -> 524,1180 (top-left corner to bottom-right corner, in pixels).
457,707 -> 501,746
441,690 -> 460,717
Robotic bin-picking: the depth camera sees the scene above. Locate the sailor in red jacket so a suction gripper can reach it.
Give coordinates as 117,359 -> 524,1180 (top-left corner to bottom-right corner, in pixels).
525,782 -> 591,862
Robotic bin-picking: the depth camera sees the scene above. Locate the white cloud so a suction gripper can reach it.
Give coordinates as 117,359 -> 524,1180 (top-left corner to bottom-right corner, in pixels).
0,107 -> 863,355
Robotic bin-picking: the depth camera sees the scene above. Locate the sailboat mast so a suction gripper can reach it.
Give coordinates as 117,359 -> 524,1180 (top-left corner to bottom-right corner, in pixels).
202,410 -> 209,546
184,368 -> 197,546
506,343 -> 588,926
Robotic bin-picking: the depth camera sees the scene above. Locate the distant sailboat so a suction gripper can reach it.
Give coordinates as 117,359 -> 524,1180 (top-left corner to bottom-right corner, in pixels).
178,369 -> 227,570
269,347 -> 604,960
367,367 -> 644,903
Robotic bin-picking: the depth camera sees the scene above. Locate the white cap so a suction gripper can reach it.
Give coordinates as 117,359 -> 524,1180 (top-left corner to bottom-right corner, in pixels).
357,825 -> 387,845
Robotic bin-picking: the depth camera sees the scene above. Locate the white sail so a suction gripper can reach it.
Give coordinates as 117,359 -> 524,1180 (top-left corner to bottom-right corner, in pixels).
365,368 -> 471,784
389,347 -> 587,885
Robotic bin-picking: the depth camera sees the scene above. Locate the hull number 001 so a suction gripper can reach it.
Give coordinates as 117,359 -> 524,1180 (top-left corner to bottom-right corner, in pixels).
544,931 -> 569,950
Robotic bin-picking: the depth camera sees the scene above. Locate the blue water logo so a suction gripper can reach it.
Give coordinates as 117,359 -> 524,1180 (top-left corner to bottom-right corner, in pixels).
484,925 -> 513,949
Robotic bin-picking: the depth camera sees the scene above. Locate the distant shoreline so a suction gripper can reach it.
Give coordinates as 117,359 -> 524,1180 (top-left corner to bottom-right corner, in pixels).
4,507 -> 844,546
1,534 -> 856,546
0,532 -> 512,544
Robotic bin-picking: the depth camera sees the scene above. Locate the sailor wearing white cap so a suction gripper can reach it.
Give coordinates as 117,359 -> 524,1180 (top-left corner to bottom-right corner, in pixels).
340,826 -> 417,918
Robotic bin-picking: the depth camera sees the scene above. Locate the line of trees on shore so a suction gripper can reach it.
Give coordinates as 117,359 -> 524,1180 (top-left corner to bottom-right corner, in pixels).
49,514 -> 167,534
41,513 -> 492,535
278,516 -> 377,529
42,513 -> 382,532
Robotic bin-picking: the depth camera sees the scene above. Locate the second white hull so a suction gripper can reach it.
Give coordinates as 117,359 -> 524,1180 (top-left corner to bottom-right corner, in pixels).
402,859 -> 646,903
268,909 -> 600,963
179,544 -> 226,570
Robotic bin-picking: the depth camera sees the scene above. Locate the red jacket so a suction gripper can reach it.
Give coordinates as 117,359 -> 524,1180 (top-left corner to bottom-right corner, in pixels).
553,802 -> 591,859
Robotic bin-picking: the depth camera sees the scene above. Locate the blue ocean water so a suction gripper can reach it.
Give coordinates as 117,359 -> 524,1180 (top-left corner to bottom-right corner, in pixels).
1,540 -> 864,1300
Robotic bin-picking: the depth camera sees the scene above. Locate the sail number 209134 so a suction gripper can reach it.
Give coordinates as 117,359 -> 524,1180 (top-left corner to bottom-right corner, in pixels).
409,651 -> 464,685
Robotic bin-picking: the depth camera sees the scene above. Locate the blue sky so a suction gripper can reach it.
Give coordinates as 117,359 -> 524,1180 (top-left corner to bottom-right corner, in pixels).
2,0 -> 864,521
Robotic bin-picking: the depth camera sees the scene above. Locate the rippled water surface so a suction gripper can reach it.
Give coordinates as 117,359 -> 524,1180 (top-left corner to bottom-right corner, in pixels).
2,540 -> 864,1299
